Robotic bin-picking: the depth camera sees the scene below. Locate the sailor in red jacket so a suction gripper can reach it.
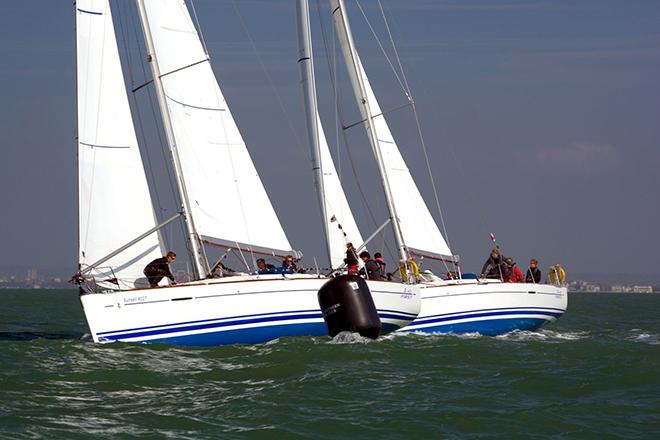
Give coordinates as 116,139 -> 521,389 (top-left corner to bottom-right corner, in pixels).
504,257 -> 524,283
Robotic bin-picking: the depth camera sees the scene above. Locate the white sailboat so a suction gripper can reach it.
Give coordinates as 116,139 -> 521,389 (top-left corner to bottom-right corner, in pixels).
74,0 -> 420,345
300,0 -> 567,336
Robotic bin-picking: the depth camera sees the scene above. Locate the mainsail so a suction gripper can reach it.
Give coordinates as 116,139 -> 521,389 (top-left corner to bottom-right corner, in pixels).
76,0 -> 163,289
329,0 -> 452,260
142,0 -> 292,256
356,56 -> 452,259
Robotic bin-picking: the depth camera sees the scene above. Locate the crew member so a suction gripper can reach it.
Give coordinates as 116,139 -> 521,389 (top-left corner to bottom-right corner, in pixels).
504,257 -> 523,283
525,259 -> 542,283
143,251 -> 177,288
480,248 -> 508,280
374,252 -> 386,277
344,243 -> 359,275
282,255 -> 297,273
256,258 -> 275,274
359,251 -> 385,281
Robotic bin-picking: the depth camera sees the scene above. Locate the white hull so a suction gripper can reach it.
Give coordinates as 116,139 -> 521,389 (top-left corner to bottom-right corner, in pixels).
398,279 -> 567,336
80,274 -> 420,345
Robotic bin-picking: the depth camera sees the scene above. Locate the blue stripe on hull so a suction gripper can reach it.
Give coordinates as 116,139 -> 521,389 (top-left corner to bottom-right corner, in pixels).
102,314 -> 410,346
147,322 -> 328,346
412,308 -> 562,326
146,322 -> 405,346
97,309 -> 412,342
403,317 -> 551,336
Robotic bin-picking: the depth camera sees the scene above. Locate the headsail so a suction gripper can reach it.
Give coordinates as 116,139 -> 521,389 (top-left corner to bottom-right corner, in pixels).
317,117 -> 365,268
143,0 -> 292,257
296,0 -> 364,268
76,0 -> 164,289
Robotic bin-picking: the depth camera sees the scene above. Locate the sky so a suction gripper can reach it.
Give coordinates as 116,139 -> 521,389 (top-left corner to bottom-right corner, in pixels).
0,0 -> 658,280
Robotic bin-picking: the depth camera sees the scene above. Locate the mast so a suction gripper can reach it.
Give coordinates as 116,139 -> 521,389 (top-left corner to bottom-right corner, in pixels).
135,0 -> 208,279
296,0 -> 332,267
328,0 -> 409,266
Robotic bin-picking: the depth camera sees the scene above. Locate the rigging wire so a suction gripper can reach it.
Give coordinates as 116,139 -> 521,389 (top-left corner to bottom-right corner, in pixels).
314,0 -> 397,265
189,0 -> 209,57
125,0 -> 191,256
353,1 -> 409,100
116,1 -> 171,251
352,0 -> 455,272
230,0 -> 309,162
376,0 -> 455,255
230,0 -> 339,268
380,2 -> 503,268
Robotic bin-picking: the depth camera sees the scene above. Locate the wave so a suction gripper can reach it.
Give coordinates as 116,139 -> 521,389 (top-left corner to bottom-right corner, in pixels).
387,329 -> 588,342
627,329 -> 659,345
496,329 -> 589,342
328,331 -> 374,344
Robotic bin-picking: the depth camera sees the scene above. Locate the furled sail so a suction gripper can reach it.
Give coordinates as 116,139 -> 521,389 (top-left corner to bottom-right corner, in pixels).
76,0 -> 164,289
143,0 -> 292,256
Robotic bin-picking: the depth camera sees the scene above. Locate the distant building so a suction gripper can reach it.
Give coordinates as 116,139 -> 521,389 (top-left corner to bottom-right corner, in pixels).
632,285 -> 653,293
26,268 -> 38,283
568,280 -> 602,292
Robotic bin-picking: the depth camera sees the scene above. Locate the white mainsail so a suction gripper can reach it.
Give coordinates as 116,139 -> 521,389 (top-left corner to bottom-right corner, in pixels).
143,0 -> 292,256
357,57 -> 452,259
76,0 -> 164,289
329,0 -> 452,260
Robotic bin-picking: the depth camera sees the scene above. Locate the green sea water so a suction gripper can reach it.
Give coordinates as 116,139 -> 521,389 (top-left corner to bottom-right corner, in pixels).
0,290 -> 658,439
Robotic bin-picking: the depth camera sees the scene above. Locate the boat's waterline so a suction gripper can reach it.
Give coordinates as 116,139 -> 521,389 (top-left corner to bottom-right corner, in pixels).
398,281 -> 568,336
80,274 -> 421,346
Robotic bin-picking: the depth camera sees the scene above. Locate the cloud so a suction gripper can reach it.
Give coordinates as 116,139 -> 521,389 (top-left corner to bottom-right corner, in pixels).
516,142 -> 619,171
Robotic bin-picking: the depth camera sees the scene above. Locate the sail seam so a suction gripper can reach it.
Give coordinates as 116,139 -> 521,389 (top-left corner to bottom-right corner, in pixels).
77,8 -> 102,16
165,94 -> 226,112
79,142 -> 130,149
159,58 -> 209,80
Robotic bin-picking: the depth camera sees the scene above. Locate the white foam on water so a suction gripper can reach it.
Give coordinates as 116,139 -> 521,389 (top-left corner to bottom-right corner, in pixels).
627,330 -> 660,345
385,330 -> 485,341
441,330 -> 482,339
263,338 -> 281,346
329,331 -> 373,345
496,329 -> 589,342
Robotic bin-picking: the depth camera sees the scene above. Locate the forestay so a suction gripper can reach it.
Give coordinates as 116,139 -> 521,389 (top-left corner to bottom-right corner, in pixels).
76,0 -> 163,289
143,0 -> 292,256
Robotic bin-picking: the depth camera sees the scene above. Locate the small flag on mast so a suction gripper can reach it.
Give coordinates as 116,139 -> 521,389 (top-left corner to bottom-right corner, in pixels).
489,232 -> 497,242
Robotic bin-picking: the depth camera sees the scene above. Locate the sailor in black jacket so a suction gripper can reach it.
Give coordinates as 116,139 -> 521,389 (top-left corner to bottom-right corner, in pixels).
143,251 -> 177,288
359,251 -> 385,281
480,248 -> 508,280
525,259 -> 542,283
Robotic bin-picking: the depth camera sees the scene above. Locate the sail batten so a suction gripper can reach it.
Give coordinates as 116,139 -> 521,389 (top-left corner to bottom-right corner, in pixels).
143,0 -> 291,256
76,0 -> 163,289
